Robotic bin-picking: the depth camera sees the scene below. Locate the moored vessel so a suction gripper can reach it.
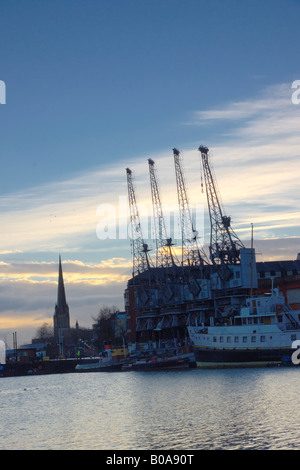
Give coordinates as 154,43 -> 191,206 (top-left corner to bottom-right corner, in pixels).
188,289 -> 300,368
75,348 -> 124,372
130,354 -> 190,371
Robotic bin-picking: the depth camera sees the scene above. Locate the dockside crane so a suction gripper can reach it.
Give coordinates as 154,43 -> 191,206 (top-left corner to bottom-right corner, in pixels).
148,158 -> 179,269
198,145 -> 244,266
173,148 -> 209,267
126,167 -> 153,278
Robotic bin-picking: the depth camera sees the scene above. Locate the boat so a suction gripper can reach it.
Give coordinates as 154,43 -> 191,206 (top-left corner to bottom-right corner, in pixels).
188,288 -> 300,368
75,349 -> 124,372
130,354 -> 190,371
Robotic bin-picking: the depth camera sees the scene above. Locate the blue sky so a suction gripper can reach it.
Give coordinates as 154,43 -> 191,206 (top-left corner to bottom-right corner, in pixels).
1,0 -> 300,345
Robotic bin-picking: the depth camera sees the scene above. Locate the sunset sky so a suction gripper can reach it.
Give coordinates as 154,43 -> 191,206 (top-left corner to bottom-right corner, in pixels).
1,0 -> 300,346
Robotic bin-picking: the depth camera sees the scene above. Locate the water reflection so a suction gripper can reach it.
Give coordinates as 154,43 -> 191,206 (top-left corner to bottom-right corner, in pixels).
1,368 -> 300,449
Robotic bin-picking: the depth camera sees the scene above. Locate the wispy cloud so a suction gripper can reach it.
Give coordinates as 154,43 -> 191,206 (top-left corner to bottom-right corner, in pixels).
182,82 -> 300,242
188,83 -> 293,124
0,258 -> 131,282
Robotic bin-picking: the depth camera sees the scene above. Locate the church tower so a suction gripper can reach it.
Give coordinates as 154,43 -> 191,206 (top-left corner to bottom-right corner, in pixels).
53,255 -> 70,343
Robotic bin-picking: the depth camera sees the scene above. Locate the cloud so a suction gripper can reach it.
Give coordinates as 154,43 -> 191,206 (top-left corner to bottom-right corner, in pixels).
0,257 -> 131,284
189,83 -> 293,123
0,161 -> 132,254
179,82 -> 300,242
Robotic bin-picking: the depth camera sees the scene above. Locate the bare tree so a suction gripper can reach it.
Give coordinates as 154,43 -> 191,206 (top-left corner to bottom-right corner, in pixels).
93,305 -> 118,347
34,323 -> 54,342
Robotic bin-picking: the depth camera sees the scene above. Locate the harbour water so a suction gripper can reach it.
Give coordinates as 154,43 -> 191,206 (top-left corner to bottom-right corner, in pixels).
1,367 -> 300,450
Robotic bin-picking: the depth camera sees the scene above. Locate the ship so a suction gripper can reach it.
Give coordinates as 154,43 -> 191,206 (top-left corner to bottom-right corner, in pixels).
75,348 -> 125,372
188,288 -> 300,368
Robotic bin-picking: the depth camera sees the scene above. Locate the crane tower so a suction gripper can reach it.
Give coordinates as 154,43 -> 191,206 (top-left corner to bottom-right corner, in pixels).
148,158 -> 179,268
198,145 -> 244,265
126,168 -> 153,277
173,148 -> 208,267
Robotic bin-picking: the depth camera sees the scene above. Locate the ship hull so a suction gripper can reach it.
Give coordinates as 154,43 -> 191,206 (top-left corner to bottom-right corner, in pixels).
192,346 -> 293,369
131,356 -> 190,371
75,360 -> 124,372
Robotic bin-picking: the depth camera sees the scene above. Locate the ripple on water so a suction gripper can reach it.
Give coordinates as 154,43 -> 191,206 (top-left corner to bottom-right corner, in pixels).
1,368 -> 300,450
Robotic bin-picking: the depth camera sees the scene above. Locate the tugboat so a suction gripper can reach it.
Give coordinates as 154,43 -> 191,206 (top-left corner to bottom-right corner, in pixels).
188,288 -> 300,368
75,348 -> 124,372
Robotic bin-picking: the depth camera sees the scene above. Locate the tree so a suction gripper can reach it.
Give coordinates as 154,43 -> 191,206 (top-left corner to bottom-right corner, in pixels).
34,323 -> 54,342
93,305 -> 118,348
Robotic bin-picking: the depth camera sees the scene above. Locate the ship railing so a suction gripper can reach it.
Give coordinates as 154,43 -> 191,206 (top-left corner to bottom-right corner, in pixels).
282,305 -> 300,329
285,323 -> 300,331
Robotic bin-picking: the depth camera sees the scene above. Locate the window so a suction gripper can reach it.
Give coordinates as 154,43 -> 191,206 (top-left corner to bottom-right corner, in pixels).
220,336 -> 224,343
243,336 -> 247,343
213,336 -> 217,343
291,334 -> 297,342
251,336 -> 256,343
234,336 -> 239,343
227,336 -> 231,343
260,336 -> 266,342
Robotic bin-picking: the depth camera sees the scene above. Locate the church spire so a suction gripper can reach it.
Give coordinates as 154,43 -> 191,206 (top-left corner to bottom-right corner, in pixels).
53,255 -> 70,343
57,254 -> 67,309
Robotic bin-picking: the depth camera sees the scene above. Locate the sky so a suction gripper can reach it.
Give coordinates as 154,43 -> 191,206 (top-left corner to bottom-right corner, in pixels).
1,0 -> 300,346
